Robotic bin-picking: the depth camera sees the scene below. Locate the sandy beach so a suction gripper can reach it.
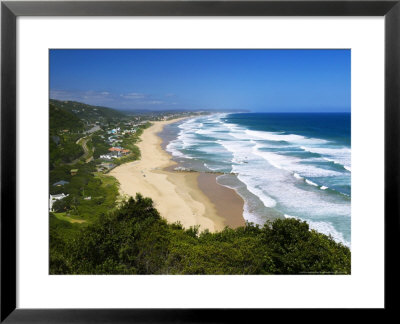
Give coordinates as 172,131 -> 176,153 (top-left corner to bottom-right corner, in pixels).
110,118 -> 245,232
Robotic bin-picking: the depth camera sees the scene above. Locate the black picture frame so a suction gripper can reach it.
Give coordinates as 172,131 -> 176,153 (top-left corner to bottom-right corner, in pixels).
1,0 -> 399,322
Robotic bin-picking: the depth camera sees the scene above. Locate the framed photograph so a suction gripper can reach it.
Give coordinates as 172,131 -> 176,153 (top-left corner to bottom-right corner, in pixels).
1,0 -> 399,321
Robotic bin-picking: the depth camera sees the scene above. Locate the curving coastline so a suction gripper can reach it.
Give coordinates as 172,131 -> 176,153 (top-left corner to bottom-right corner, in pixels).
110,118 -> 245,232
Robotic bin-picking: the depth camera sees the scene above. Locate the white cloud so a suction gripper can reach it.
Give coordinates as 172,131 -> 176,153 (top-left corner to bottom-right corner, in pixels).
50,89 -> 114,104
50,89 -> 183,110
120,92 -> 146,99
139,100 -> 164,105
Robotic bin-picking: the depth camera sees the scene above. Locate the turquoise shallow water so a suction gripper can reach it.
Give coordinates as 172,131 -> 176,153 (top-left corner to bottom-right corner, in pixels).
162,113 -> 351,247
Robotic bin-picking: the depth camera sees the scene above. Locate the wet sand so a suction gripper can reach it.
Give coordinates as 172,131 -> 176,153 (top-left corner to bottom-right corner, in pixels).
198,173 -> 245,229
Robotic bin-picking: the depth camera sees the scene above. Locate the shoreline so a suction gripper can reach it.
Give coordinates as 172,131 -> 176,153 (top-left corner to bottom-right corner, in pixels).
110,117 -> 245,232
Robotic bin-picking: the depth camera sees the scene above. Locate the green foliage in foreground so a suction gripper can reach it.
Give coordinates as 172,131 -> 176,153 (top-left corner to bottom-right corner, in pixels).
50,194 -> 351,275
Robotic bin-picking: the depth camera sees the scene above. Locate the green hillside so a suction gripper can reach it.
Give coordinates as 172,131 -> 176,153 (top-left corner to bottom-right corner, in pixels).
50,103 -> 84,134
49,103 -> 85,168
50,99 -> 126,124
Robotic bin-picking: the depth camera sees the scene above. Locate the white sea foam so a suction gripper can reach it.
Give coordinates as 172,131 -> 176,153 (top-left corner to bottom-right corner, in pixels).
237,173 -> 277,208
216,139 -> 278,209
195,129 -> 209,135
166,142 -> 185,158
204,163 -> 224,172
293,173 -> 303,179
252,146 -> 342,178
305,179 -> 318,187
301,146 -> 351,171
165,114 -> 351,246
245,129 -> 328,144
218,138 -> 349,217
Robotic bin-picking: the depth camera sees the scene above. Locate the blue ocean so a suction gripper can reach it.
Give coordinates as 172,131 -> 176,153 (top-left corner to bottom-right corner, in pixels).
163,113 -> 351,247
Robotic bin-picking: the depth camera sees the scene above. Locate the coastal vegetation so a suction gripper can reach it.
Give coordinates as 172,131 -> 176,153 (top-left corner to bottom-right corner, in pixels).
50,194 -> 351,274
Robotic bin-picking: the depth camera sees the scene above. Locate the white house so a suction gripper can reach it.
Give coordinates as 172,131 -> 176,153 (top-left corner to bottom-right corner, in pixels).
100,154 -> 113,160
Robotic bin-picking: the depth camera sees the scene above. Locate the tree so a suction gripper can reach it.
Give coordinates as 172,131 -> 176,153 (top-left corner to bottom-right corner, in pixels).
50,195 -> 351,275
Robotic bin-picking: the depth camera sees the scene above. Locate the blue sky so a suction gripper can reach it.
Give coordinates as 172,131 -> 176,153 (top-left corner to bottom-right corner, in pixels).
50,49 -> 350,112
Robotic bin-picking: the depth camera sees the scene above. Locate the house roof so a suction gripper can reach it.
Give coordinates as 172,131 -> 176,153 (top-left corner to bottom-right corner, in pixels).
70,169 -> 79,173
109,147 -> 122,152
52,180 -> 69,186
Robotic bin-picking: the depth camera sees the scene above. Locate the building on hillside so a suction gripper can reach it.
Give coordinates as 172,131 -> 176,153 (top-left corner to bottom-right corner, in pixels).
107,128 -> 120,135
108,147 -> 121,157
110,152 -> 119,158
99,154 -> 113,160
108,147 -> 130,157
108,147 -> 122,152
96,162 -> 116,172
70,169 -> 79,176
51,136 -> 60,145
49,193 -> 69,212
121,149 -> 130,156
52,180 -> 69,187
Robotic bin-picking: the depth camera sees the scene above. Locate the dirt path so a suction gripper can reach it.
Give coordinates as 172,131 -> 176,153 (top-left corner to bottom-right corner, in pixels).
67,136 -> 93,165
81,137 -> 94,163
